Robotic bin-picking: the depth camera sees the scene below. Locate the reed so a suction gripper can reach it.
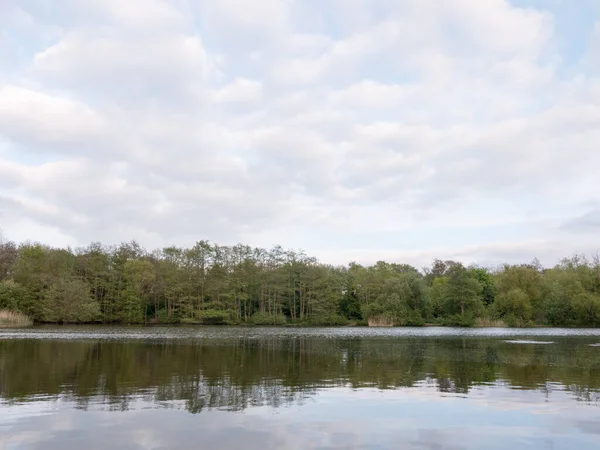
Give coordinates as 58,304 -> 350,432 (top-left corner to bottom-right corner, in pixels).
367,316 -> 395,327
475,318 -> 507,328
0,310 -> 33,327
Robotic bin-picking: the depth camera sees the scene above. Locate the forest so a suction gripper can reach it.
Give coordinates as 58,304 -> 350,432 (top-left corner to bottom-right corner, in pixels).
1,236 -> 600,327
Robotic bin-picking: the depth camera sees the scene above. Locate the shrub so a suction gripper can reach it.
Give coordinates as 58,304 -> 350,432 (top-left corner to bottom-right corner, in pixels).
441,313 -> 476,327
494,288 -> 533,323
308,314 -> 348,326
154,309 -> 181,324
250,312 -> 287,325
199,309 -> 231,325
400,312 -> 425,327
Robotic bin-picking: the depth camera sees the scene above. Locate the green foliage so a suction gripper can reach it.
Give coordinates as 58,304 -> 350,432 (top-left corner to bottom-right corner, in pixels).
502,314 -> 531,328
1,235 -> 600,328
440,312 -> 477,327
493,288 -> 533,324
42,278 -> 100,324
470,267 -> 496,305
0,280 -> 32,314
250,312 -> 287,325
572,292 -> 600,327
199,309 -> 232,325
429,277 -> 448,318
339,289 -> 362,320
155,308 -> 181,324
442,264 -> 484,317
542,269 -> 581,326
402,310 -> 426,326
307,314 -> 348,326
353,262 -> 428,325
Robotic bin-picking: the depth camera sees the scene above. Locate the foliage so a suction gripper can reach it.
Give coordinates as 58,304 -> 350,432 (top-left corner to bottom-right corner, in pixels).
0,280 -> 33,315
42,278 -> 100,324
429,277 -> 448,319
198,309 -> 233,325
307,313 -> 348,326
440,312 -> 477,327
542,269 -> 581,326
572,292 -> 600,327
469,267 -> 496,305
155,308 -> 181,324
493,288 -> 533,324
1,236 -> 600,327
339,286 -> 362,320
250,312 -> 287,325
438,264 -> 484,317
353,262 -> 428,325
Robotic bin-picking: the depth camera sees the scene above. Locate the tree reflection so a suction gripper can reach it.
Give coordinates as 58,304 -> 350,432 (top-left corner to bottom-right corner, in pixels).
1,336 -> 599,412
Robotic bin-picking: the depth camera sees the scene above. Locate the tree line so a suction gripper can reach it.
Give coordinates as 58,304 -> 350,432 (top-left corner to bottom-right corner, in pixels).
1,236 -> 600,326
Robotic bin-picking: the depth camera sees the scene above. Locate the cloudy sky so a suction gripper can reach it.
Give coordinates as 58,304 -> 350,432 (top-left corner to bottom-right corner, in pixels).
1,0 -> 599,268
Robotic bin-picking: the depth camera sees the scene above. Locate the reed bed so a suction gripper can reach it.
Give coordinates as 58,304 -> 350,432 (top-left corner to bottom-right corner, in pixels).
367,316 -> 395,327
0,310 -> 33,327
475,318 -> 507,328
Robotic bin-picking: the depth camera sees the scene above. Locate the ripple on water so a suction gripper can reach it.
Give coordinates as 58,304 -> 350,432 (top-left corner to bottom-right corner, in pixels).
2,326 -> 600,341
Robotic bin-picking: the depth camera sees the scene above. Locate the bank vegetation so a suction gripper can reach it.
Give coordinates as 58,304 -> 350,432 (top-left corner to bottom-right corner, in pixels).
1,237 -> 600,327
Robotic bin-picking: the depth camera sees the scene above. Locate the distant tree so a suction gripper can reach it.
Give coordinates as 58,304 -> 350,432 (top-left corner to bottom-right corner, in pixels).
469,267 -> 496,306
444,264 -> 484,317
572,292 -> 600,326
1,233 -> 600,328
493,288 -> 533,325
42,278 -> 100,324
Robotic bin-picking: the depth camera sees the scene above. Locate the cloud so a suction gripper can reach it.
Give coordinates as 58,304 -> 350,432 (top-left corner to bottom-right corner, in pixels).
212,78 -> 263,103
0,85 -> 106,148
561,207 -> 600,234
32,31 -> 212,106
2,386 -> 595,450
1,0 -> 599,267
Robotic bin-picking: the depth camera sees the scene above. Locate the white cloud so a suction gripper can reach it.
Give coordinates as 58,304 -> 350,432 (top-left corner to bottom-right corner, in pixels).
32,31 -> 212,104
212,78 -> 263,103
1,0 -> 599,267
0,85 -> 105,146
203,0 -> 291,31
93,0 -> 188,31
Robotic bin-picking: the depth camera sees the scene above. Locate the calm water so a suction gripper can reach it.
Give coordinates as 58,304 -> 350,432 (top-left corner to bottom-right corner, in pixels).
1,327 -> 600,449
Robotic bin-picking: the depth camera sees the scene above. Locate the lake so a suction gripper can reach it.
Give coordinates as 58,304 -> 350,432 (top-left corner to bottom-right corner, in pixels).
1,326 -> 600,449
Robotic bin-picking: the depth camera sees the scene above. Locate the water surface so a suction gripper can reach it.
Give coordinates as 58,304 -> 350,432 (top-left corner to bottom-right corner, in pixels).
1,326 -> 600,449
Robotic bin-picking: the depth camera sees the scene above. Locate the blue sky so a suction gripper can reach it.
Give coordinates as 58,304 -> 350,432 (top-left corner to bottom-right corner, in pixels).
1,0 -> 599,268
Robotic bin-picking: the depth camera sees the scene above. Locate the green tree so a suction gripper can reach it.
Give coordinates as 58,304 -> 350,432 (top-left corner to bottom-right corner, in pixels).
429,276 -> 448,319
469,267 -> 496,306
42,278 -> 100,324
122,259 -> 156,324
493,288 -> 533,325
572,292 -> 600,326
495,264 -> 543,320
444,264 -> 483,317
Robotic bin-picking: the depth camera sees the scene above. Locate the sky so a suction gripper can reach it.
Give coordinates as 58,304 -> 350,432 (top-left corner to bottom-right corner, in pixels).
0,0 -> 599,269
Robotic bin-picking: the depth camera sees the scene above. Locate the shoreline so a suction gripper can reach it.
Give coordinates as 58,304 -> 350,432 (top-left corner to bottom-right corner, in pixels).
2,322 -> 592,330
